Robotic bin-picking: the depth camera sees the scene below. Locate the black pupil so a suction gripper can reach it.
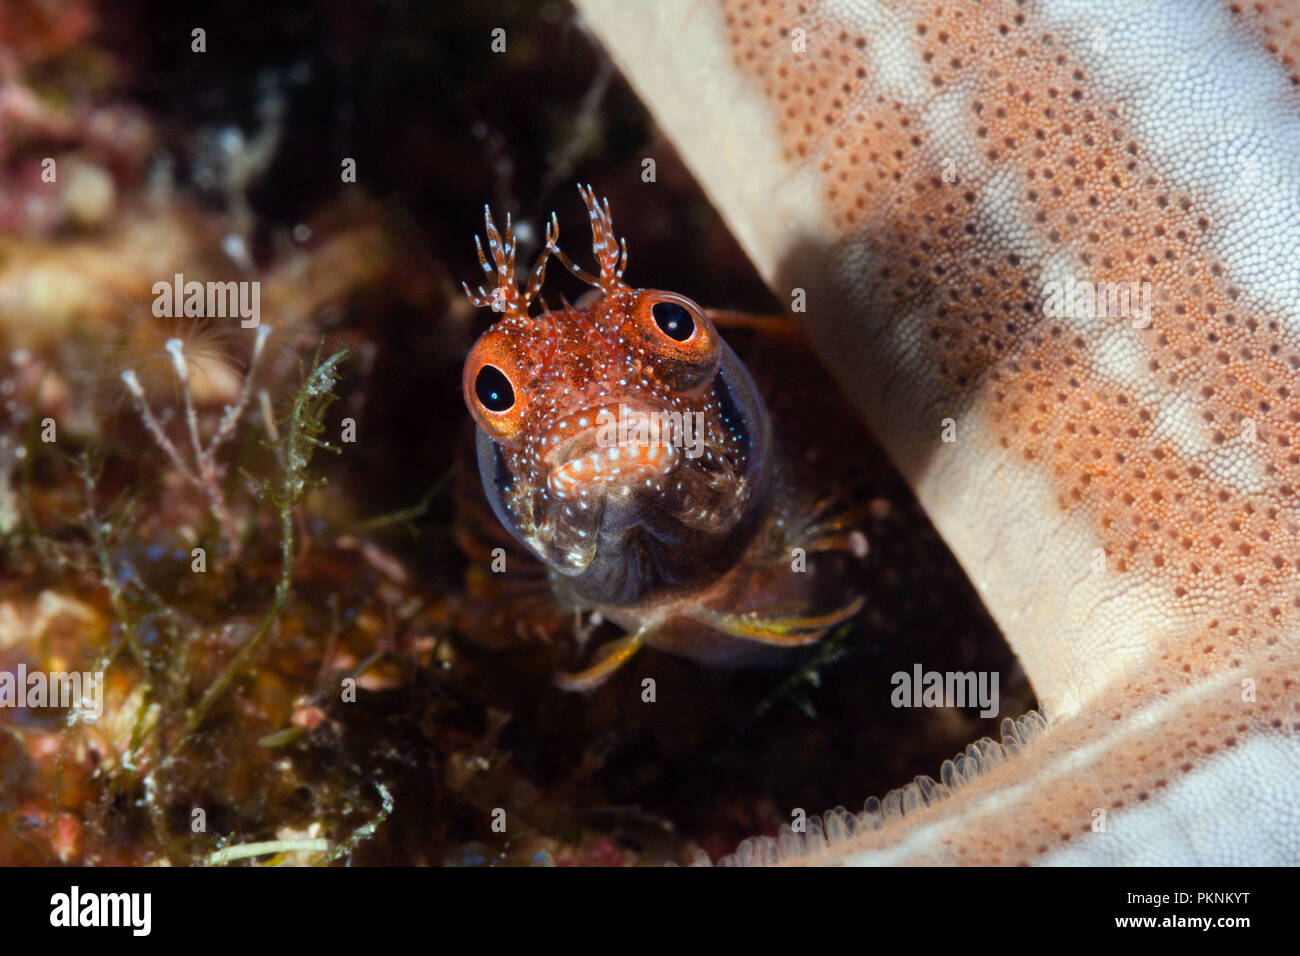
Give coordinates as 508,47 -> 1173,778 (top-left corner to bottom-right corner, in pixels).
475,364 -> 515,412
652,301 -> 695,341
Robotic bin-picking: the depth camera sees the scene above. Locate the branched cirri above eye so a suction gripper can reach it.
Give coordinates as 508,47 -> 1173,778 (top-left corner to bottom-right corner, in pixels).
475,364 -> 515,412
652,301 -> 696,341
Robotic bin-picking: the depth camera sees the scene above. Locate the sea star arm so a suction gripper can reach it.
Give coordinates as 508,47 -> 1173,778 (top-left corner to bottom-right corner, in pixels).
574,0 -> 1300,864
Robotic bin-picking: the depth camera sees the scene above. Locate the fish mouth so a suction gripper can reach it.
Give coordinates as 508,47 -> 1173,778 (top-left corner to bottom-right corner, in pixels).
542,402 -> 683,499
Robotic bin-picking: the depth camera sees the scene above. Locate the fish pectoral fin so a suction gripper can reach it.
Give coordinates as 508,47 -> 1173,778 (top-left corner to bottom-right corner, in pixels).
553,630 -> 646,692
685,596 -> 865,646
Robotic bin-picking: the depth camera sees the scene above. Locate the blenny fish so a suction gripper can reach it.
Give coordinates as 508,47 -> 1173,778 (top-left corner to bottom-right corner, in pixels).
461,185 -> 865,689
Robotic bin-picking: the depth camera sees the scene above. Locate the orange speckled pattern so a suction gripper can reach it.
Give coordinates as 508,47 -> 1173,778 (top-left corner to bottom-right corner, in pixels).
461,186 -> 770,609
575,0 -> 1300,863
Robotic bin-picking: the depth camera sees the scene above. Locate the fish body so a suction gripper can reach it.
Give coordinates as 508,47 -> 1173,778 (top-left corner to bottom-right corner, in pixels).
461,186 -> 864,686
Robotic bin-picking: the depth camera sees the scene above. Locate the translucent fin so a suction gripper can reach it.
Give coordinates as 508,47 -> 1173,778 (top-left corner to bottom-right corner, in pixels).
685,595 -> 865,646
553,630 -> 646,692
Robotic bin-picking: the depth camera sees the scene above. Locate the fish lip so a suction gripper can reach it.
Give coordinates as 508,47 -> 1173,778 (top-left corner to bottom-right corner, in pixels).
539,401 -> 669,468
541,400 -> 683,496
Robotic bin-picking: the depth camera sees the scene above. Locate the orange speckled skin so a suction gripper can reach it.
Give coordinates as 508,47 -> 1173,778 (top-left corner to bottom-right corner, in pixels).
461,188 -> 871,680
462,188 -> 772,611
575,0 -> 1300,863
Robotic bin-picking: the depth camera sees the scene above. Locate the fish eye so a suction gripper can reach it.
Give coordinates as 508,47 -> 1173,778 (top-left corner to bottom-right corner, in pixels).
652,301 -> 696,341
463,332 -> 530,443
475,364 -> 515,412
631,293 -> 720,391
